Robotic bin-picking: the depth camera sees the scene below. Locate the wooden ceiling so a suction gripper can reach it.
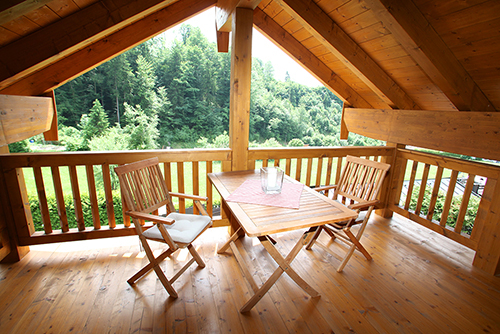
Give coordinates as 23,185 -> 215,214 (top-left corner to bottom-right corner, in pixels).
1,0 -> 499,113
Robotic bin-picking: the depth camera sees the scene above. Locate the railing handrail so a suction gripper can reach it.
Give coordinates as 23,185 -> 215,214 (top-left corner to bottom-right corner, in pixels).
0,148 -> 232,170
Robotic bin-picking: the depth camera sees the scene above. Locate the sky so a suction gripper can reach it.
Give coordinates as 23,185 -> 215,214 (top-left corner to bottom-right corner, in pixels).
159,7 -> 322,87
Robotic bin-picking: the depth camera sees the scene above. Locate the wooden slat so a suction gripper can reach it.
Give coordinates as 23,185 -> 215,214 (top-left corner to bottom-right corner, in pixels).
415,163 -> 430,216
192,161 -> 199,215
102,164 -> 116,228
206,161 -> 213,217
440,170 -> 458,228
404,160 -> 418,211
427,166 -> 443,221
33,166 -> 51,234
295,158 -> 302,182
177,162 -> 185,213
315,156 -> 323,187
69,165 -> 85,231
305,157 -> 313,186
85,165 -> 100,230
51,166 -> 68,232
454,174 -> 475,234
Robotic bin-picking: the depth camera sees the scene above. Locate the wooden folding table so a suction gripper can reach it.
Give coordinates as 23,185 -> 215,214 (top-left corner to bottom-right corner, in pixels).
208,170 -> 358,313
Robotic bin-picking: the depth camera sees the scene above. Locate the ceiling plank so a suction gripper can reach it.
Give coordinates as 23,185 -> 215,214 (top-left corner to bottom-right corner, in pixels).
344,108 -> 500,161
0,0 -> 178,91
253,7 -> 373,109
275,0 -> 420,110
0,0 -> 217,96
363,0 -> 497,112
0,0 -> 53,26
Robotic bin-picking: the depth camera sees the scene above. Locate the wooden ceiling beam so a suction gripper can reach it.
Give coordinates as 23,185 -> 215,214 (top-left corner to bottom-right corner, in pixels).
0,0 -> 216,96
0,0 -> 53,26
253,7 -> 373,109
363,0 -> 497,112
344,108 -> 500,161
0,0 -> 178,91
275,0 -> 420,110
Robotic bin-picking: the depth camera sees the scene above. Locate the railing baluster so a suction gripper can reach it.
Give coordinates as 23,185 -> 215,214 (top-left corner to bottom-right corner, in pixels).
440,170 -> 458,227
415,163 -> 430,215
206,161 -> 213,217
33,167 -> 51,234
427,166 -> 444,221
51,166 -> 69,232
177,162 -> 185,213
102,164 -> 116,228
306,157 -> 313,186
404,160 -> 419,211
193,161 -> 199,215
295,158 -> 302,182
69,165 -> 85,231
85,165 -> 101,230
335,157 -> 343,185
285,158 -> 291,176
315,157 -> 323,187
455,174 -> 475,233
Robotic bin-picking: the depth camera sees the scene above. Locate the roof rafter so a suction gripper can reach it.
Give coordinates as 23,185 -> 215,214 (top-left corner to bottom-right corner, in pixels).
363,0 -> 497,111
274,0 -> 420,110
0,0 -> 216,96
0,0 -> 178,91
253,7 -> 373,109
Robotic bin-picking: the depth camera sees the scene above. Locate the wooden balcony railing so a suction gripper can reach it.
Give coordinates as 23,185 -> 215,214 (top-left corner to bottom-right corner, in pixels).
1,145 -> 499,274
388,148 -> 500,274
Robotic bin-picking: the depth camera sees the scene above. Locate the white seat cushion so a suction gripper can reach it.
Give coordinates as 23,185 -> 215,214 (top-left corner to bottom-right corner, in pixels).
142,213 -> 212,244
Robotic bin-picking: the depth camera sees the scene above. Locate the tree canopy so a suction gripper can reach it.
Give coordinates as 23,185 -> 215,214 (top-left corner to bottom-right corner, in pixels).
52,24 -> 378,151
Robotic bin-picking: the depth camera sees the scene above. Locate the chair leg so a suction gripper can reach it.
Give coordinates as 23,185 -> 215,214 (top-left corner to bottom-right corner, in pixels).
344,227 -> 372,260
188,244 -> 205,268
133,237 -> 178,298
305,226 -> 323,250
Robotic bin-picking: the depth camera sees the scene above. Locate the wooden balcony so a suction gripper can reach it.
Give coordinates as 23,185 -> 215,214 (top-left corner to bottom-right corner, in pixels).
1,213 -> 499,333
0,145 -> 499,332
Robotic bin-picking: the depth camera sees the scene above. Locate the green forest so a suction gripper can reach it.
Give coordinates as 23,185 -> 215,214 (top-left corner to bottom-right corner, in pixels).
11,24 -> 382,153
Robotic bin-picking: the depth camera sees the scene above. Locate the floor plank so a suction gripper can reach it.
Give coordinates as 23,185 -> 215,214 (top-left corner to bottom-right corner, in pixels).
1,214 -> 499,333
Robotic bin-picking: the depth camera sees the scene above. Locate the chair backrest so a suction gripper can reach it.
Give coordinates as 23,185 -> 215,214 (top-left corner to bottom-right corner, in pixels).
334,155 -> 391,207
114,157 -> 176,215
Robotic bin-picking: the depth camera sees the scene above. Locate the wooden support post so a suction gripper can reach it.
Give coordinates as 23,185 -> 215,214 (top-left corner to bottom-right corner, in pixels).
0,164 -> 30,262
473,178 -> 500,275
376,143 -> 405,218
229,7 -> 253,171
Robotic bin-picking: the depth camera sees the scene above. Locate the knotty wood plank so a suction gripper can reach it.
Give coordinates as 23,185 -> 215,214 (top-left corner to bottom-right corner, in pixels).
85,164 -> 101,229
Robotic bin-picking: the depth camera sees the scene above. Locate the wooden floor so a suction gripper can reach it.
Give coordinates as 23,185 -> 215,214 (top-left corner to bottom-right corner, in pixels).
1,214 -> 499,334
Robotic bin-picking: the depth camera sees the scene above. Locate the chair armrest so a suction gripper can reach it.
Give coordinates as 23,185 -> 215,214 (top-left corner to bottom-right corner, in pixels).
314,184 -> 337,192
347,199 -> 379,210
126,211 -> 175,225
169,192 -> 208,202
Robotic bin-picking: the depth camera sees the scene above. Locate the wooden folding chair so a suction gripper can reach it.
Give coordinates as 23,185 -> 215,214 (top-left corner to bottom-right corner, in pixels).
306,155 -> 390,272
114,157 -> 212,297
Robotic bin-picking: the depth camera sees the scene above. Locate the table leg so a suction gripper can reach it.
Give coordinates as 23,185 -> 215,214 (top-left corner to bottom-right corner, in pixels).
239,227 -> 320,313
218,227 -> 243,254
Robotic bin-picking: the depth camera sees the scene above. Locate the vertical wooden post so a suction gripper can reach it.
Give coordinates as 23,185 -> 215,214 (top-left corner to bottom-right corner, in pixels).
0,163 -> 30,262
229,7 -> 253,172
473,178 -> 500,275
376,143 -> 405,218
